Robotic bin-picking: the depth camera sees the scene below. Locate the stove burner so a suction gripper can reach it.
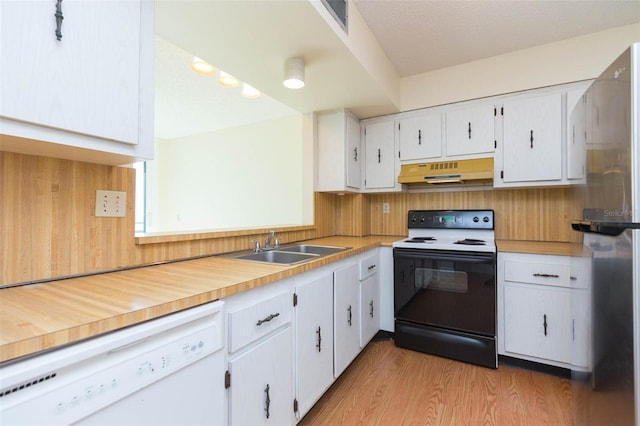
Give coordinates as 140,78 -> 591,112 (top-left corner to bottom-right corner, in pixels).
454,238 -> 486,246
405,236 -> 436,243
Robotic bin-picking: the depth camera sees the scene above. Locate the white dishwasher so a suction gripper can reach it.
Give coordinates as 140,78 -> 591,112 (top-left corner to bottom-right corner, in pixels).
0,300 -> 225,426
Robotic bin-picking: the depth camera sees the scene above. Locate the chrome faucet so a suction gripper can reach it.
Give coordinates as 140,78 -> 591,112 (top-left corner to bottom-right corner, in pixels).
265,231 -> 276,250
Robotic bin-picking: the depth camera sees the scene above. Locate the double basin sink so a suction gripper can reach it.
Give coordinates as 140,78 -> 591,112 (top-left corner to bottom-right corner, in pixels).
234,244 -> 350,265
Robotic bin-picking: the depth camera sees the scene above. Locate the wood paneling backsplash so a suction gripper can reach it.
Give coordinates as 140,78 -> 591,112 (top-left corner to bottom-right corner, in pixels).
1,152 -> 583,285
364,188 -> 584,242
0,153 -> 337,285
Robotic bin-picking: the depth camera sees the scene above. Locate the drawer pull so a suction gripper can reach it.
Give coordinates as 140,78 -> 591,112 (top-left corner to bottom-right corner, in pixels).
264,384 -> 271,419
256,312 -> 280,326
316,326 -> 322,352
369,300 -> 374,318
533,273 -> 560,278
570,276 -> 577,281
368,264 -> 376,271
347,305 -> 352,326
543,314 -> 548,336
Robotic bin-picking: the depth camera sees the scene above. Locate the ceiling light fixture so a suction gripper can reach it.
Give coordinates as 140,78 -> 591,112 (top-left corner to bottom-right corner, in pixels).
218,70 -> 240,88
283,57 -> 305,89
241,83 -> 261,99
190,56 -> 216,75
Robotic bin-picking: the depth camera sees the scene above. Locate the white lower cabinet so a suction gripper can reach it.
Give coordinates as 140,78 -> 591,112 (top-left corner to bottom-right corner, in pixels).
498,252 -> 591,370
228,327 -> 294,425
334,262 -> 361,377
225,249 -> 382,425
294,273 -> 334,419
359,253 -> 380,347
226,289 -> 294,426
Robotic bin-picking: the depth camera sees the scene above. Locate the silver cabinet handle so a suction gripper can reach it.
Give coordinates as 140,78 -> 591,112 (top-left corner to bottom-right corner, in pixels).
55,0 -> 64,41
264,384 -> 271,419
533,273 -> 560,278
347,305 -> 352,326
316,326 -> 322,352
256,312 -> 280,326
369,300 -> 374,318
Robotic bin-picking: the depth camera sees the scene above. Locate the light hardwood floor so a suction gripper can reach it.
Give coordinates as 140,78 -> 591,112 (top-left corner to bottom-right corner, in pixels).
299,340 -> 634,426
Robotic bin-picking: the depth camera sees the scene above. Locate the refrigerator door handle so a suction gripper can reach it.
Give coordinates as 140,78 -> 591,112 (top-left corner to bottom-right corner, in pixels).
571,220 -> 640,236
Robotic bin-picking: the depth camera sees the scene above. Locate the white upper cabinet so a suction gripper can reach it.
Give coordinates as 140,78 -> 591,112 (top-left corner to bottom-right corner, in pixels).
0,0 -> 154,165
501,93 -> 563,183
316,110 -> 361,192
399,112 -> 442,161
494,81 -> 591,188
363,119 -> 401,191
445,103 -> 495,157
567,92 -> 587,180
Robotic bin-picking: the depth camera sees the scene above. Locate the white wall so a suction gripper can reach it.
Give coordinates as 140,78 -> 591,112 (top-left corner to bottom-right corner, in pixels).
401,23 -> 640,111
146,114 -> 310,233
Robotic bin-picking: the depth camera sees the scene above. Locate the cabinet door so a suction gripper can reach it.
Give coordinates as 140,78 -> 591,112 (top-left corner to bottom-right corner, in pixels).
0,0 -> 141,144
360,275 -> 379,347
316,111 -> 360,192
346,113 -> 362,189
334,263 -> 360,377
228,327 -> 293,426
295,273 -> 334,417
567,93 -> 587,180
445,105 -> 495,156
504,285 -> 572,364
571,289 -> 591,368
364,121 -> 396,189
502,93 -> 563,183
399,113 -> 442,161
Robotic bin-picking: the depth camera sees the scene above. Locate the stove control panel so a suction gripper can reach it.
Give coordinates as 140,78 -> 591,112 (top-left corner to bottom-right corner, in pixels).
407,210 -> 494,230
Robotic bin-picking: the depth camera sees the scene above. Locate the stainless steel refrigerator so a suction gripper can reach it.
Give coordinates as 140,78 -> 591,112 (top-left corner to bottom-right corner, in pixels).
571,42 -> 639,425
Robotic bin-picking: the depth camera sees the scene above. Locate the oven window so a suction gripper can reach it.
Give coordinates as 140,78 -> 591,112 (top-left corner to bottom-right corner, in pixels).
416,263 -> 468,293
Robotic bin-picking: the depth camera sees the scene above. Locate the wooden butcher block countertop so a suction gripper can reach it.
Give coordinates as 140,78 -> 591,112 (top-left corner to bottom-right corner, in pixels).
0,236 -> 400,364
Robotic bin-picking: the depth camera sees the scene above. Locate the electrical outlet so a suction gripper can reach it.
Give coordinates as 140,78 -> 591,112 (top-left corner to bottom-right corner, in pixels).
95,190 -> 126,217
383,202 -> 390,214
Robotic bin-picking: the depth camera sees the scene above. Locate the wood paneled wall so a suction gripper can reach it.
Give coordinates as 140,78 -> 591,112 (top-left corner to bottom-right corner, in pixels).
362,188 -> 584,242
1,152 -> 583,285
1,152 -> 137,284
0,153 -> 337,285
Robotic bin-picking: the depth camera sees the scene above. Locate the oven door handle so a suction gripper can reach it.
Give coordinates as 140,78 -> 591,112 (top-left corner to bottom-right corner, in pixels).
393,248 -> 495,263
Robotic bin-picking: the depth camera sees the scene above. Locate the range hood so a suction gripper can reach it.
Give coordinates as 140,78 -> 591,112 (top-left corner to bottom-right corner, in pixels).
398,158 -> 494,185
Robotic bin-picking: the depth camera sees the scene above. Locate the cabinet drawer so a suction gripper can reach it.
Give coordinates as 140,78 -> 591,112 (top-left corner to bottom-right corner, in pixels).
504,258 -> 587,289
228,291 -> 292,353
359,254 -> 379,280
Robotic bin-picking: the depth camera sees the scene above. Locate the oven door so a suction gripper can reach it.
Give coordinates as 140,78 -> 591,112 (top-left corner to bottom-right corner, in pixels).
394,248 -> 496,336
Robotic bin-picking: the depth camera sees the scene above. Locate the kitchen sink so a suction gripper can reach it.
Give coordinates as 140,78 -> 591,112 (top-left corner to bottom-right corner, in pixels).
235,250 -> 318,265
233,244 -> 350,265
278,244 -> 348,255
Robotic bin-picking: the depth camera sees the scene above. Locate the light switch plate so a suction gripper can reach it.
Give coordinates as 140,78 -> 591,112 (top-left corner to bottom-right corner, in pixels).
95,190 -> 126,217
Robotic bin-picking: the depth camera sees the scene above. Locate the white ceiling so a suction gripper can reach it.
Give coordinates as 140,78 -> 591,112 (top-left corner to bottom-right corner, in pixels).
354,0 -> 640,77
155,0 -> 640,140
155,37 -> 299,140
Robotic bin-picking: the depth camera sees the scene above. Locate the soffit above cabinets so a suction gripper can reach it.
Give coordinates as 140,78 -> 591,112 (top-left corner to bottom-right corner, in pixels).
353,0 -> 640,77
